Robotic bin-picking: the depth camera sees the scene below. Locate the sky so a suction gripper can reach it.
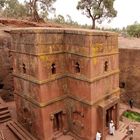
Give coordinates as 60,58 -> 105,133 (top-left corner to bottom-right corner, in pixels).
19,0 -> 140,29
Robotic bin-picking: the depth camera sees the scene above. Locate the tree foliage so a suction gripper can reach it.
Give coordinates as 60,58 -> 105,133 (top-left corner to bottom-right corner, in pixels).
77,0 -> 117,29
0,0 -> 27,18
0,0 -> 5,9
127,23 -> 140,38
24,0 -> 56,22
53,14 -> 65,23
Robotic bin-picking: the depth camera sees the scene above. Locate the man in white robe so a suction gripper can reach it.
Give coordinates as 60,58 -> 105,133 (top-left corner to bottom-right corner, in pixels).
109,120 -> 115,135
96,131 -> 101,140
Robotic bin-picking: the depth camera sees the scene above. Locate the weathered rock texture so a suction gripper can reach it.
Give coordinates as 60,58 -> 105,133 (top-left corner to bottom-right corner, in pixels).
0,30 -> 13,101
119,48 -> 140,108
11,28 -> 120,140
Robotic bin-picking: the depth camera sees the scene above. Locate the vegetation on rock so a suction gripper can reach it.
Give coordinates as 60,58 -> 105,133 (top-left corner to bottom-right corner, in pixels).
127,22 -> 140,38
123,110 -> 140,122
0,0 -> 56,22
0,0 -> 28,18
24,0 -> 56,22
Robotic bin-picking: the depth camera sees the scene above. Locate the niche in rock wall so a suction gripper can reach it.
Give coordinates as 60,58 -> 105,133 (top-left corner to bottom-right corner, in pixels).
0,83 -> 4,89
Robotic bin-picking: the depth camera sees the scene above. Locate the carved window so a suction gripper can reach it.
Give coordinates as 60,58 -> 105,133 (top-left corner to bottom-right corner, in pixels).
51,63 -> 56,74
119,82 -> 125,88
23,63 -> 26,73
104,61 -> 108,71
75,62 -> 80,73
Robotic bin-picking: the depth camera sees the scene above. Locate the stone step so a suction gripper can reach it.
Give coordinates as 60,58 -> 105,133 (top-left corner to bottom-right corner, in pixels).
0,105 -> 8,111
0,112 -> 11,119
14,121 -> 37,140
53,132 -> 63,139
118,122 -> 129,134
68,132 -> 82,140
0,117 -> 11,123
0,99 -> 11,123
7,122 -> 27,140
0,109 -> 10,115
6,120 -> 37,140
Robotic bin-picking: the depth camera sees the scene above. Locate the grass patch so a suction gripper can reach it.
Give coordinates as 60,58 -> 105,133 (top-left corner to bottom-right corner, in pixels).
123,110 -> 140,122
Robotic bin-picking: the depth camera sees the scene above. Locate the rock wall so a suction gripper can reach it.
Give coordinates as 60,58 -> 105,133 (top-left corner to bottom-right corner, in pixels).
0,30 -> 13,101
119,48 -> 140,108
11,28 -> 119,140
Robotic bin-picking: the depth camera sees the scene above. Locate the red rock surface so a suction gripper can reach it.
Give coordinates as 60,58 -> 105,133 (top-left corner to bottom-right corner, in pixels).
119,36 -> 140,108
0,30 -> 14,101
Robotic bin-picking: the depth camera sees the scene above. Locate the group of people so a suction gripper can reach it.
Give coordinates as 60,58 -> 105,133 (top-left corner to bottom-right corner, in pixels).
96,120 -> 115,140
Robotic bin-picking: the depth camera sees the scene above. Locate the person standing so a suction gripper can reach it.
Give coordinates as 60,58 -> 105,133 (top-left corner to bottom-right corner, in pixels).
109,120 -> 115,135
129,99 -> 134,109
96,131 -> 101,140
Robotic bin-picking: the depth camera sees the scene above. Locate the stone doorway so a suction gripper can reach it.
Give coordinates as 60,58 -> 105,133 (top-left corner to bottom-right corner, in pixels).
98,97 -> 119,140
106,106 -> 113,127
53,111 -> 63,132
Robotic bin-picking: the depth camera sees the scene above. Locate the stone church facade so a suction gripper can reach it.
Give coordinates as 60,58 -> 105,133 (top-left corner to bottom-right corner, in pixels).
11,28 -> 120,140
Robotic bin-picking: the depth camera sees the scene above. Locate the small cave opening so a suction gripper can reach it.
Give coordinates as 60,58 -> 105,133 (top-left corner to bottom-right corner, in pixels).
75,62 -> 80,73
0,83 -> 4,89
23,63 -> 26,74
119,82 -> 125,88
51,63 -> 56,74
10,68 -> 13,72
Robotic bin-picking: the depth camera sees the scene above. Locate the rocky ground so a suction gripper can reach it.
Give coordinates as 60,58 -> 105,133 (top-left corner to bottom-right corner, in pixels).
0,18 -> 63,28
119,36 -> 140,49
1,100 -> 140,140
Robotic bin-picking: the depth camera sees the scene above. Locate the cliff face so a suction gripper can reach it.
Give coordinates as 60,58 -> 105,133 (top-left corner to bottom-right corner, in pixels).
1,27 -> 140,110
119,37 -> 140,108
0,30 -> 13,101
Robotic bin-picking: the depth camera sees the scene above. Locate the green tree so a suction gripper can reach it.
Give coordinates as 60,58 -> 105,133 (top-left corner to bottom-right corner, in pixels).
0,0 -> 5,15
24,0 -> 56,22
0,0 -> 27,18
127,23 -> 140,38
0,0 -> 5,9
53,14 -> 65,24
77,0 -> 117,29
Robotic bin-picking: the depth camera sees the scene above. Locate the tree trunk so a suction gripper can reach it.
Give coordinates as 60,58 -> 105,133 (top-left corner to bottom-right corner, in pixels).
32,0 -> 40,22
91,19 -> 96,29
33,9 -> 40,22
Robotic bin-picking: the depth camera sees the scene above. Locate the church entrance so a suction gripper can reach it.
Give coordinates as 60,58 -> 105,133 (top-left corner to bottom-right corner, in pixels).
98,97 -> 119,140
53,111 -> 63,132
106,106 -> 114,127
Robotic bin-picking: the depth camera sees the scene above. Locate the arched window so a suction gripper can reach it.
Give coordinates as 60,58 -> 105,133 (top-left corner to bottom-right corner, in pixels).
104,61 -> 108,71
23,63 -> 26,73
75,62 -> 80,73
51,63 -> 56,74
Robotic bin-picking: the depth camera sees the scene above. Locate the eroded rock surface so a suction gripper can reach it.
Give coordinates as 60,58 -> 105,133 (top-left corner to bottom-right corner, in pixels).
0,29 -> 13,101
